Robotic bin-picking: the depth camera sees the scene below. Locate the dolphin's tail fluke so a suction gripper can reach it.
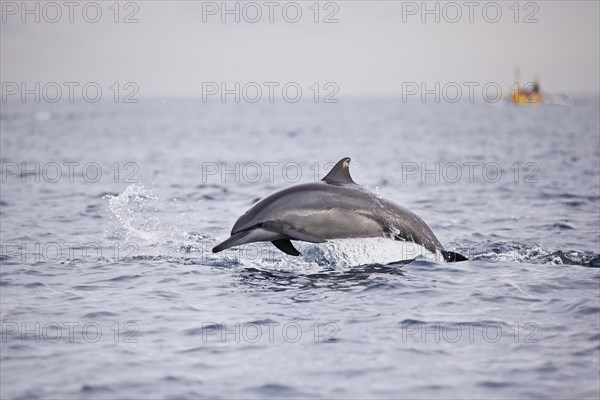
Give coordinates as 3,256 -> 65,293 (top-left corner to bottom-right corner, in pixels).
441,250 -> 469,262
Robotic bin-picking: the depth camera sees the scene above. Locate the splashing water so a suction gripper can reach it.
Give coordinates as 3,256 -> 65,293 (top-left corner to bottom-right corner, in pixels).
105,184 -> 164,243
301,238 -> 436,267
104,185 -> 211,257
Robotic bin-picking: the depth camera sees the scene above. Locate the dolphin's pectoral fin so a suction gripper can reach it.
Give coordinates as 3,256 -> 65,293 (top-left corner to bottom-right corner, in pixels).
442,250 -> 469,262
272,239 -> 301,256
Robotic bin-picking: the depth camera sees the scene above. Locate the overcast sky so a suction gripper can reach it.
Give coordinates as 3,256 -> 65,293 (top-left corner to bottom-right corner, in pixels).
1,1 -> 599,98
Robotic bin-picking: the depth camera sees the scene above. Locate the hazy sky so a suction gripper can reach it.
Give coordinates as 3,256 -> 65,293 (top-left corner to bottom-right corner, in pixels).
1,1 -> 599,98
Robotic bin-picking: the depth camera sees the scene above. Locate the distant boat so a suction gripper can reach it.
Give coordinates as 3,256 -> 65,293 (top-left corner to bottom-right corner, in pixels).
509,69 -> 542,105
508,69 -> 572,106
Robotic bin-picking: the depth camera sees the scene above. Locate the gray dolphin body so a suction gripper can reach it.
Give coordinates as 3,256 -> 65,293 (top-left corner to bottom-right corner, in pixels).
213,158 -> 467,262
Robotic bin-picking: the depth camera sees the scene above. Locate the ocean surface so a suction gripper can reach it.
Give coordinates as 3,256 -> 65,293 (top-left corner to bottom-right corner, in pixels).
1,97 -> 599,399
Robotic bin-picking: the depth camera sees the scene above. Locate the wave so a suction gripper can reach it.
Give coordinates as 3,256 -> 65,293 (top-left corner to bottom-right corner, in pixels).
456,241 -> 600,267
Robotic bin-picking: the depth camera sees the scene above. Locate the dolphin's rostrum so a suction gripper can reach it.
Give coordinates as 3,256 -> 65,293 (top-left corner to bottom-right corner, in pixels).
213,157 -> 468,262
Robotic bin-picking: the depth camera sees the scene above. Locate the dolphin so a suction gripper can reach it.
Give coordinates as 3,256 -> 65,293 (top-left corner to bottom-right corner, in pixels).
212,157 -> 468,262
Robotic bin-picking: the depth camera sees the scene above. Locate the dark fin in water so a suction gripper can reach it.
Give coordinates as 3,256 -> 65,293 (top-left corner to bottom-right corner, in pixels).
272,239 -> 301,256
442,250 -> 469,262
322,157 -> 355,185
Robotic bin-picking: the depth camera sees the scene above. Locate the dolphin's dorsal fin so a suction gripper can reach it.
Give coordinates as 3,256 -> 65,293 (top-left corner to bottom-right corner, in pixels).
322,157 -> 355,185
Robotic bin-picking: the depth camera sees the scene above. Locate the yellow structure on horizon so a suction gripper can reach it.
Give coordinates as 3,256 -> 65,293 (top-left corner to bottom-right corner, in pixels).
511,69 -> 542,105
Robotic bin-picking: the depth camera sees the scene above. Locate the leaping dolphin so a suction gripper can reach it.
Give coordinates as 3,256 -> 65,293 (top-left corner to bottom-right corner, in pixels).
213,157 -> 468,262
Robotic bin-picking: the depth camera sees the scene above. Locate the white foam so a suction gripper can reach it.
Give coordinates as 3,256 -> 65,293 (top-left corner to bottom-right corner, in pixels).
299,237 -> 437,267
